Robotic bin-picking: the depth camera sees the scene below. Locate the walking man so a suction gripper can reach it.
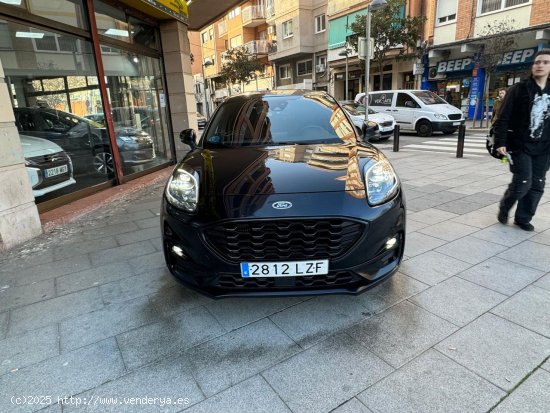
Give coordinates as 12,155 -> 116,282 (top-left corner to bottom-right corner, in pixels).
494,49 -> 550,231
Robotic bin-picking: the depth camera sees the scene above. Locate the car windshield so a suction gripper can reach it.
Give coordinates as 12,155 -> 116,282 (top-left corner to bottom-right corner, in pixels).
412,91 -> 447,105
341,103 -> 376,116
202,93 -> 357,147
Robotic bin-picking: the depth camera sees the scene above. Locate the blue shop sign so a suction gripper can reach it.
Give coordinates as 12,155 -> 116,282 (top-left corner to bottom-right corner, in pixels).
437,58 -> 474,73
497,47 -> 536,66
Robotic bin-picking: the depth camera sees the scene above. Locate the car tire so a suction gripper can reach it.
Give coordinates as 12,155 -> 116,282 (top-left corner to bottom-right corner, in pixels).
416,120 -> 433,137
93,149 -> 114,175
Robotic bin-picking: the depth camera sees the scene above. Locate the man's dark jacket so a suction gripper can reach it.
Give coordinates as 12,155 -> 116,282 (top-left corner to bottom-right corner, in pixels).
494,77 -> 541,151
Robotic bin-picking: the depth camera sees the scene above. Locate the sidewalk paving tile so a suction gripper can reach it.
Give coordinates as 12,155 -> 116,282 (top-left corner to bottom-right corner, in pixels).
128,251 -> 166,273
496,241 -> 550,272
125,200 -> 161,213
409,277 -> 507,326
357,349 -> 505,413
0,325 -> 59,376
404,232 -> 447,257
103,210 -> 156,226
63,356 -> 204,413
471,223 -> 538,247
436,313 -> 550,390
60,296 -> 159,352
435,236 -> 508,265
407,208 -> 458,225
399,251 -> 471,286
530,228 -> 550,246
543,358 -> 549,372
492,370 -> 550,413
117,306 -> 225,370
56,261 -> 136,296
412,184 -> 452,194
405,219 -> 430,233
148,284 -> 212,318
115,227 -> 161,246
435,200 -> 487,215
89,240 -> 156,267
13,255 -> 92,287
262,333 -> 393,413
491,286 -> 550,337
8,288 -> 104,336
37,404 -> 61,413
182,376 -> 290,413
185,318 -> 300,398
361,272 -> 429,304
534,273 -> 550,291
205,297 -> 304,332
417,221 -> 479,242
450,210 -> 501,228
347,301 -> 457,368
331,398 -> 373,413
0,311 -> 7,340
457,257 -> 545,296
0,279 -> 55,312
99,268 -> 176,305
53,237 -> 118,261
0,339 -> 125,413
77,221 -> 139,241
135,216 -> 161,229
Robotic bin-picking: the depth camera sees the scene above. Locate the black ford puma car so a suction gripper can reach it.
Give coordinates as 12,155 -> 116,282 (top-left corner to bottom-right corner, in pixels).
161,90 -> 405,297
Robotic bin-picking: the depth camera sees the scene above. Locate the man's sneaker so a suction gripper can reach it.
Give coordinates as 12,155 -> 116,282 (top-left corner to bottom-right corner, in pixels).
514,221 -> 535,231
497,210 -> 508,224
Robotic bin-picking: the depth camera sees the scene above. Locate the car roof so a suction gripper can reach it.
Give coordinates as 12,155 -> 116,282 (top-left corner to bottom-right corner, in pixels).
223,89 -> 330,104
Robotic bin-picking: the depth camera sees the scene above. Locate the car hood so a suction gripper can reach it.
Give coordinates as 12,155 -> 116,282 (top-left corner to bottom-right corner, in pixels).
179,143 -> 383,197
19,134 -> 64,157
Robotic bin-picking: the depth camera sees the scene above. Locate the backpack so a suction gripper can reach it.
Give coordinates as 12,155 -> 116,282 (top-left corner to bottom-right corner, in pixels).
486,127 -> 504,160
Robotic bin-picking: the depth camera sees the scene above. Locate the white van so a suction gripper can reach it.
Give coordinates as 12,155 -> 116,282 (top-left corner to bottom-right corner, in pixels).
354,90 -> 464,137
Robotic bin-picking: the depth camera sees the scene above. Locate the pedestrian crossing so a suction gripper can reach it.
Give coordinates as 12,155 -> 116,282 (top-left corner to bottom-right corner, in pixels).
397,132 -> 489,157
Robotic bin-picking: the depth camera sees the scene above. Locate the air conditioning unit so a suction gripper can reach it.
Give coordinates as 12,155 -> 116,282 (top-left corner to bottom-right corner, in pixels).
428,66 -> 446,80
316,64 -> 325,73
267,25 -> 275,35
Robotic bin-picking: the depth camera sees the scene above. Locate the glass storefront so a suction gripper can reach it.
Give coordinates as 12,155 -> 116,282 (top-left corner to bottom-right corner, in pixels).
0,1 -> 173,205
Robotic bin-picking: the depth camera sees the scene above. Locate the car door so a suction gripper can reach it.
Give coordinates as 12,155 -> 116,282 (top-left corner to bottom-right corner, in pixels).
392,92 -> 418,129
368,92 -> 394,116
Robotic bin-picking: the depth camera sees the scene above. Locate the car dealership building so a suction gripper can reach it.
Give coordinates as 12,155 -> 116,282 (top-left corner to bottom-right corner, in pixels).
0,0 -> 239,249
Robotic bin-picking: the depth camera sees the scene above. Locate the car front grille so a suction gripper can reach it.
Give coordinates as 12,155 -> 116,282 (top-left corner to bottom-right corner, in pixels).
216,270 -> 362,290
28,151 -> 72,189
448,114 -> 462,120
203,219 -> 365,262
380,121 -> 393,127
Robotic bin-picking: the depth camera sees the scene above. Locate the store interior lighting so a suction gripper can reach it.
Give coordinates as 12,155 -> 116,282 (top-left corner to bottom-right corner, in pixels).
0,0 -> 22,5
105,28 -> 129,37
15,31 -> 44,39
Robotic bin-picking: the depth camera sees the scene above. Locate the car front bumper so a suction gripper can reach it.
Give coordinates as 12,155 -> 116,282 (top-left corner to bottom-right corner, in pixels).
161,191 -> 406,298
431,120 -> 464,132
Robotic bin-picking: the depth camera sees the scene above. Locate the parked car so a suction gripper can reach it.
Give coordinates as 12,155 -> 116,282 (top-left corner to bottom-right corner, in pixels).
355,90 -> 464,137
196,112 -> 207,129
20,134 -> 76,197
161,90 -> 405,298
340,100 -> 395,141
14,107 -> 156,175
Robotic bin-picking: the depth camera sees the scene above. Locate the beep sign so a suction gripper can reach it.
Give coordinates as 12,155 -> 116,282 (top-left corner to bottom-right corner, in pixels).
497,47 -> 536,66
437,58 -> 474,73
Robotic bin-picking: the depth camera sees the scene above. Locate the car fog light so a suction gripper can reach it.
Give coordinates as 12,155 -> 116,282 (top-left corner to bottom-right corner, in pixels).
385,237 -> 397,250
171,245 -> 185,257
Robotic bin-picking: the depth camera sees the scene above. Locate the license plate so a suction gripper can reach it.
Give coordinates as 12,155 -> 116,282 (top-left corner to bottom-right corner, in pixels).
45,165 -> 68,178
241,259 -> 329,278
453,121 -> 461,126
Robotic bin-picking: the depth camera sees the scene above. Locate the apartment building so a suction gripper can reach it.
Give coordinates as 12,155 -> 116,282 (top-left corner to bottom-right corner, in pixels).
266,0 -> 329,92
427,0 -> 550,119
327,0 -> 429,101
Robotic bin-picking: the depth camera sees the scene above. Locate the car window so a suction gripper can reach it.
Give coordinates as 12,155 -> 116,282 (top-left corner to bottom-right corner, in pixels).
411,91 -> 447,105
16,111 -> 37,131
203,94 -> 356,147
396,93 -> 419,108
369,93 -> 393,107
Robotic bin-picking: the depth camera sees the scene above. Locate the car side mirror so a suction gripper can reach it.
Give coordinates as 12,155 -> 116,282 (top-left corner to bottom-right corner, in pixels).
180,129 -> 197,149
405,101 -> 416,108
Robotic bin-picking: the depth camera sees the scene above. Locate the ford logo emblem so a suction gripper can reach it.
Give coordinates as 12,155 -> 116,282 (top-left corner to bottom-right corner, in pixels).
272,201 -> 293,210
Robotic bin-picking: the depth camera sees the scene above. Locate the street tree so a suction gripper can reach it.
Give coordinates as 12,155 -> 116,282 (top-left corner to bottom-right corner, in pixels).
350,0 -> 425,90
476,18 -> 517,127
219,46 -> 263,95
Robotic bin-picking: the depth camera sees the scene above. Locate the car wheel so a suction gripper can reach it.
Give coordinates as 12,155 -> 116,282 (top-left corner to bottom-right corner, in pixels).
93,150 -> 114,175
416,120 -> 433,137
442,128 -> 457,135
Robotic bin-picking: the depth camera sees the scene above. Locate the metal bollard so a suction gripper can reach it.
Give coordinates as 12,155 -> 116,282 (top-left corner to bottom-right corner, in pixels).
392,125 -> 400,152
456,124 -> 466,158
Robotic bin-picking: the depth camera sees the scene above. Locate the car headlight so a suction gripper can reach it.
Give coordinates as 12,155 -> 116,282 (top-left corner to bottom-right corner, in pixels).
165,168 -> 199,212
434,113 -> 448,120
364,159 -> 399,206
118,136 -> 135,143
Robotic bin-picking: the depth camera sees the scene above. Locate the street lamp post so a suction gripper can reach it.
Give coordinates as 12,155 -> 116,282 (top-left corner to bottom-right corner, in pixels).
364,0 -> 388,125
338,44 -> 350,100
202,58 -> 214,119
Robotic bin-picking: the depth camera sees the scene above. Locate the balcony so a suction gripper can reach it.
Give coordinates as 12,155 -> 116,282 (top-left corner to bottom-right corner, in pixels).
266,4 -> 276,20
243,40 -> 269,56
267,41 -> 277,54
242,6 -> 266,27
218,20 -> 227,37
